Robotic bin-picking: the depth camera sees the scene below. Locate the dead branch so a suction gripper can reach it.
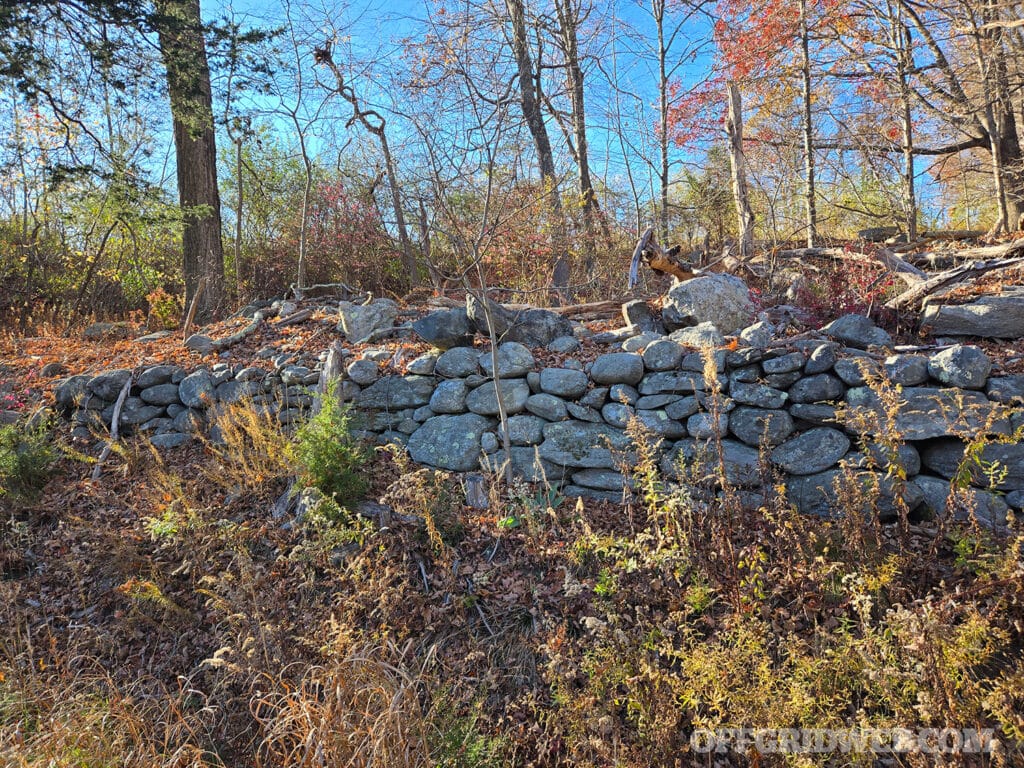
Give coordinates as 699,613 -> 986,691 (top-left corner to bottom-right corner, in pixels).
91,376 -> 132,482
275,308 -> 313,326
777,246 -> 926,287
886,253 -> 1024,311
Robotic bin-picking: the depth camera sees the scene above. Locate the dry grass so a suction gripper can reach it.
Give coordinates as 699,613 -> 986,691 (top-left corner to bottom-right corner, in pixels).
252,642 -> 432,768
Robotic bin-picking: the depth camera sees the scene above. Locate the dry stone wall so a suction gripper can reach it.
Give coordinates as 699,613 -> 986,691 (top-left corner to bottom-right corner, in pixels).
53,317 -> 1024,526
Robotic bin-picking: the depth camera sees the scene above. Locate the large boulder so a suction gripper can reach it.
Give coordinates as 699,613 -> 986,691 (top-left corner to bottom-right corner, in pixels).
538,421 -> 634,469
661,273 -> 755,335
355,376 -> 435,409
338,298 -> 399,343
921,289 -> 1024,338
466,295 -> 573,347
846,386 -> 1010,440
412,308 -> 474,349
407,413 -> 494,471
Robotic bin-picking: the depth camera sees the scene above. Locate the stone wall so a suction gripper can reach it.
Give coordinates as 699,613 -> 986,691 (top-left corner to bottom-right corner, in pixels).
53,318 -> 1024,526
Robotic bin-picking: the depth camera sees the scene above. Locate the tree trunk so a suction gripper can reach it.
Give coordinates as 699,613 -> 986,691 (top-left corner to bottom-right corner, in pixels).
554,0 -> 608,272
654,0 -> 671,245
378,131 -> 418,286
889,2 -> 917,240
798,0 -> 817,247
506,0 -> 569,291
156,0 -> 225,322
725,82 -> 755,258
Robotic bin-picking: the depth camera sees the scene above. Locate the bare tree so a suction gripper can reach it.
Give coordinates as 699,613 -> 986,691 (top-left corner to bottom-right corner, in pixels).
314,43 -> 419,287
725,82 -> 755,257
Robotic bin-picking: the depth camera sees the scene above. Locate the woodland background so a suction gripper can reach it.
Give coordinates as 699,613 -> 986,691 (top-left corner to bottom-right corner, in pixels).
1,0 -> 1020,325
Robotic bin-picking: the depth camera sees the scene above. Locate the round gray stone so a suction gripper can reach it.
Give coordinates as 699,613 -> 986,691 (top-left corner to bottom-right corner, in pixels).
137,365 -> 184,389
546,335 -> 581,354
642,339 -> 684,371
608,384 -> 639,405
499,414 -> 546,445
729,407 -> 794,446
87,369 -> 132,401
687,412 -> 729,439
637,409 -> 688,438
465,379 -> 530,415
179,370 -> 216,409
788,374 -> 845,404
771,427 -> 851,475
804,342 -> 837,374
139,383 -> 181,406
601,402 -> 634,428
730,381 -> 787,408
346,359 -> 380,386
590,353 -> 644,385
884,354 -> 929,386
407,413 -> 494,471
435,347 -> 480,378
762,351 -> 804,374
539,368 -> 589,399
823,314 -> 893,349
479,342 -> 535,378
927,345 -> 992,389
150,433 -> 190,450
429,379 -> 469,414
525,393 -> 568,422
406,352 -> 440,376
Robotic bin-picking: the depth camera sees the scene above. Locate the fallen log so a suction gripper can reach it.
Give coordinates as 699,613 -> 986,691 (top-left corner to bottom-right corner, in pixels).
275,307 -> 313,326
776,246 -> 926,286
886,253 -> 1024,311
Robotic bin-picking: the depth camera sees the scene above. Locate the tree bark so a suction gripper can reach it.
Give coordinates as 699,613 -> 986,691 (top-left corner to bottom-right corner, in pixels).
725,82 -> 755,258
553,0 -> 608,272
506,0 -> 569,291
798,0 -> 817,247
156,0 -> 225,322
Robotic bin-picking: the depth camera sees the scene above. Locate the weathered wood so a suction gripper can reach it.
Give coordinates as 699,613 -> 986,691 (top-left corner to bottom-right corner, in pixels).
886,253 -> 1024,311
91,376 -> 132,482
726,81 -> 755,258
275,307 -> 313,326
181,276 -> 206,341
313,340 -> 345,417
777,246 -> 926,286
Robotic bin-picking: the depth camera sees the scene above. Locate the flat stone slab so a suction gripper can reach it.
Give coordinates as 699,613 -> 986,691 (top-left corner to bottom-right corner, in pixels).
537,421 -> 634,468
921,290 -> 1024,338
845,386 -> 1011,440
408,413 -> 495,471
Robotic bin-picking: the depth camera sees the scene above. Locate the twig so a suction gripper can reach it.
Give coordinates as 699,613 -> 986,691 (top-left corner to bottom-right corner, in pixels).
181,277 -> 206,341
91,376 -> 132,482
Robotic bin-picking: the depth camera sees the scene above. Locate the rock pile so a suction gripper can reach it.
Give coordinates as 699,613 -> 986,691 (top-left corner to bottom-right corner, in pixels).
52,311 -> 1024,525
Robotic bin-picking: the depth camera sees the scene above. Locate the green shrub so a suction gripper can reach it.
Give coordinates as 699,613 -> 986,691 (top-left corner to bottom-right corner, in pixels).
292,387 -> 369,513
0,423 -> 56,500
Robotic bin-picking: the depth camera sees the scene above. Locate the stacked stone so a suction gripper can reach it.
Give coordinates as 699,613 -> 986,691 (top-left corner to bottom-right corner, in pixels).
52,313 -> 1024,525
338,331 -> 1022,525
53,360 -> 322,449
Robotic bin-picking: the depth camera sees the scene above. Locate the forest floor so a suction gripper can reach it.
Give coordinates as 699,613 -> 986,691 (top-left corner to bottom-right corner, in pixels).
1,238 -> 1024,766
